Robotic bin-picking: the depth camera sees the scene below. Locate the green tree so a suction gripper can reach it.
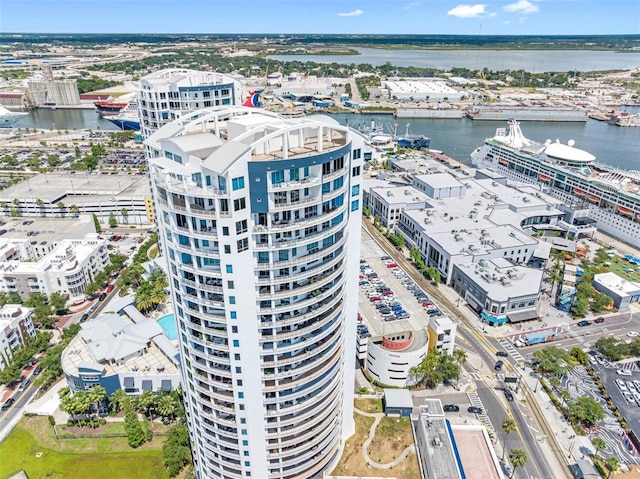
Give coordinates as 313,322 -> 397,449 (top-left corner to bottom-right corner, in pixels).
137,390 -> 156,419
49,292 -> 67,314
592,292 -> 613,312
604,455 -> 620,478
570,347 -> 590,366
592,437 -> 606,459
409,348 -> 459,388
109,388 -> 131,413
92,213 -> 101,233
156,394 -> 177,419
88,385 -> 107,414
69,204 -> 80,216
501,418 -> 517,461
533,346 -> 575,376
124,409 -> 147,448
121,208 -> 129,224
163,424 -> 193,477
508,449 -> 528,479
108,212 -> 118,228
568,396 -> 605,427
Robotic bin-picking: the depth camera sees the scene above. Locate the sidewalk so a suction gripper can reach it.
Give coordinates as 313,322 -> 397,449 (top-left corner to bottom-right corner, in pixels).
518,367 -> 591,471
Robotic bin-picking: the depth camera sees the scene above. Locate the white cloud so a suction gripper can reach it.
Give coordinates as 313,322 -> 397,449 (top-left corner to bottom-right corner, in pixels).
404,1 -> 422,10
337,9 -> 363,17
503,0 -> 539,14
447,4 -> 487,18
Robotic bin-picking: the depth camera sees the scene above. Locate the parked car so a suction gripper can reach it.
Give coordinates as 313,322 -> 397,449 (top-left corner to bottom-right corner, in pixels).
594,316 -> 605,324
496,351 -> 509,357
429,311 -> 443,318
98,292 -> 107,302
79,313 -> 89,323
380,255 -> 391,261
617,369 -> 632,376
33,366 -> 42,376
577,320 -> 591,327
1,398 -> 15,411
106,285 -> 115,292
494,360 -> 504,371
443,404 -> 459,412
627,331 -> 639,338
386,262 -> 398,268
396,312 -> 410,319
468,406 -> 483,414
17,379 -> 30,392
616,379 -> 629,392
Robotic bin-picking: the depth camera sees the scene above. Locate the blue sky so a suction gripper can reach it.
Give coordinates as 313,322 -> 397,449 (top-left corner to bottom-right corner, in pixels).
0,0 -> 638,35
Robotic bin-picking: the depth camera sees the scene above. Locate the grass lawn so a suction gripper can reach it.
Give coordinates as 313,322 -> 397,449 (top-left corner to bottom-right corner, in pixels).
331,412 -> 420,479
608,256 -> 640,283
0,416 -> 168,479
355,398 -> 383,414
367,416 -> 414,464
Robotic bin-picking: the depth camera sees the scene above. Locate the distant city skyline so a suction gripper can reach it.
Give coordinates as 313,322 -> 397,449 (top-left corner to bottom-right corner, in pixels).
0,0 -> 638,36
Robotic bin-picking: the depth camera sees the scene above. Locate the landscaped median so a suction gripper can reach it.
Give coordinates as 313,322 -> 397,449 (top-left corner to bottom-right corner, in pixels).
0,416 -> 168,479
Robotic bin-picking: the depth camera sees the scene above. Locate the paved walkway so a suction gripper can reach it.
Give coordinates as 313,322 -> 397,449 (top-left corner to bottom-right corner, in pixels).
354,407 -> 416,469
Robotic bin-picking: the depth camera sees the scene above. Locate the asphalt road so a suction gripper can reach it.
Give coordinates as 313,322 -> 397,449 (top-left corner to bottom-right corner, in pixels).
363,221 -> 569,479
0,373 -> 39,428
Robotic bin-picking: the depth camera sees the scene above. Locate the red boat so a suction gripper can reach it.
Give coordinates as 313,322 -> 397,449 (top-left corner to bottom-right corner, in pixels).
94,101 -> 128,115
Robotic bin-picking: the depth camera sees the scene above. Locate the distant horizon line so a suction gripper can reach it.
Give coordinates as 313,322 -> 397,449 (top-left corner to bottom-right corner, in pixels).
1,33 -> 639,38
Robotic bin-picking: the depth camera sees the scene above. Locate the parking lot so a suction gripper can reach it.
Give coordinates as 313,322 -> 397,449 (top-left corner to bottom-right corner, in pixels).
357,231 -> 444,339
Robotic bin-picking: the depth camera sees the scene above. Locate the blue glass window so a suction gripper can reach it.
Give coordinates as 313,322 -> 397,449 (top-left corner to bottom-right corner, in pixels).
352,184 -> 360,196
232,177 -> 245,191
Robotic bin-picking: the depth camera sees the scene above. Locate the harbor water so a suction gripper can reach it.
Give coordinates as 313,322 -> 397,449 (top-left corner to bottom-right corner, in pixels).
268,48 -> 640,73
11,107 -> 640,172
327,112 -> 640,172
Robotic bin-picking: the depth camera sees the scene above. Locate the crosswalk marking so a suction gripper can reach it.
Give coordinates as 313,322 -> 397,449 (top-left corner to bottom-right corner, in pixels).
498,338 -> 524,363
467,391 -> 496,440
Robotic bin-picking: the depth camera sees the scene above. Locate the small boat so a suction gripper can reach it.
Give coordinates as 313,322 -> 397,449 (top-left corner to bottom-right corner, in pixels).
499,158 -> 509,165
0,106 -> 28,128
573,188 -> 586,196
539,174 -> 550,181
587,194 -> 600,202
94,100 -> 128,115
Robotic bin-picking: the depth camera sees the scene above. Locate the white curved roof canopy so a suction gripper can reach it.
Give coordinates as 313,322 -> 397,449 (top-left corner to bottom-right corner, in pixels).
544,142 -> 595,163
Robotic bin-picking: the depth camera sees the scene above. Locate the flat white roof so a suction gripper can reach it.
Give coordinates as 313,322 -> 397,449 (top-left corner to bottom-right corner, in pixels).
594,272 -> 640,296
415,173 -> 464,190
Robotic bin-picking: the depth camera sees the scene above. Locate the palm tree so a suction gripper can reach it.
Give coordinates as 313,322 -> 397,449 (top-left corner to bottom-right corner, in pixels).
559,389 -> 571,406
604,456 -> 620,478
35,198 -> 44,216
453,348 -> 467,380
508,449 -> 527,479
156,394 -> 177,420
549,376 -> 561,390
56,201 -> 65,217
88,385 -> 107,415
70,204 -> 80,217
592,437 -> 606,459
109,388 -> 131,413
121,208 -> 129,224
501,418 -> 518,461
137,390 -> 155,419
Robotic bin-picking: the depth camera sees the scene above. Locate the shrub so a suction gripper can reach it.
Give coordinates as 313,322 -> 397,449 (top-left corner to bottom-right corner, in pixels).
48,415 -> 55,426
99,418 -> 107,425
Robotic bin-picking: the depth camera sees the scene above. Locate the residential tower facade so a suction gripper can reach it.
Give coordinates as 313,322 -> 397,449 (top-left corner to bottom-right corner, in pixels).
146,106 -> 364,478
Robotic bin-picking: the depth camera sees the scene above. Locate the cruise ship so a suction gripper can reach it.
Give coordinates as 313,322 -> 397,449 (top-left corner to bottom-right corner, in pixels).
471,119 -> 640,245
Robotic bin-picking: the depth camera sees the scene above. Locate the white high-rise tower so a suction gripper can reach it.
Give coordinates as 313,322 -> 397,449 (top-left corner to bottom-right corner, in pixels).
146,106 -> 364,478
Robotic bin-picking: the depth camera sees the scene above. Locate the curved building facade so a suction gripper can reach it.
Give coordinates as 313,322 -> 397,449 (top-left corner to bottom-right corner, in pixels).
138,69 -> 243,140
147,107 -> 364,478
